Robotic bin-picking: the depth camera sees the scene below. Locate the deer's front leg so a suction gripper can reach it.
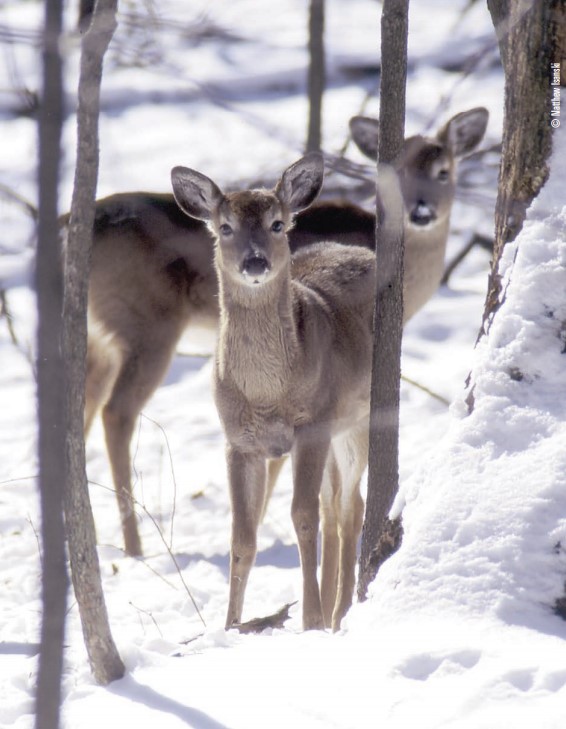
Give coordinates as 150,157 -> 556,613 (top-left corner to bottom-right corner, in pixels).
225,445 -> 267,629
291,426 -> 331,630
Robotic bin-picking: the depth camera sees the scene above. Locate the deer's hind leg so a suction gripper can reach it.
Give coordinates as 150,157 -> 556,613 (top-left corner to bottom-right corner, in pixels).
85,325 -> 120,437
260,455 -> 288,521
291,424 -> 331,630
320,453 -> 340,629
332,477 -> 364,631
323,426 -> 368,631
101,329 -> 181,556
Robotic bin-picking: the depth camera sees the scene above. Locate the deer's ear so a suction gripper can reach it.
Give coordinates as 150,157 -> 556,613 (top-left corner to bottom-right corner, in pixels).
171,166 -> 223,221
437,107 -> 489,158
275,153 -> 324,213
349,115 -> 379,161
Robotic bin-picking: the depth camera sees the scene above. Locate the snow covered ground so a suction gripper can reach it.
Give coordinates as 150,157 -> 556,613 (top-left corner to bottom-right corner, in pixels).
1,0 -> 565,727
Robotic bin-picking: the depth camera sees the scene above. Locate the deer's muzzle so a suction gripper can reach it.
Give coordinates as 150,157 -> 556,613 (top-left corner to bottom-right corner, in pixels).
409,200 -> 437,227
241,253 -> 271,283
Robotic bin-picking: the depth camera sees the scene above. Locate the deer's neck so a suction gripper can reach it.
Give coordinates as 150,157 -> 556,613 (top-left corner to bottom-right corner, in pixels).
217,266 -> 299,403
403,218 -> 450,321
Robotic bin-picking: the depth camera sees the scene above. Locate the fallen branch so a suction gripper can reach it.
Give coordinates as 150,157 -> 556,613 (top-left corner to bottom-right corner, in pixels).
230,602 -> 297,634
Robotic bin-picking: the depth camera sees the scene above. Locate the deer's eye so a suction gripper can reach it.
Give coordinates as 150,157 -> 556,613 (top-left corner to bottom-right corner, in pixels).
437,169 -> 450,182
219,223 -> 233,237
271,220 -> 285,233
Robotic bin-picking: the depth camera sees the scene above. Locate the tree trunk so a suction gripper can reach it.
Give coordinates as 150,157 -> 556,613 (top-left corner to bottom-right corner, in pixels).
306,0 -> 325,153
478,0 -> 561,338
35,1 -> 67,728
357,0 -> 409,601
63,0 -> 124,685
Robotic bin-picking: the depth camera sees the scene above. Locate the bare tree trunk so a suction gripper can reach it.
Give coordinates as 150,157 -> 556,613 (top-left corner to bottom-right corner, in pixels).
35,1 -> 67,727
306,0 -> 325,153
63,0 -> 124,685
357,0 -> 409,602
478,0 -> 561,338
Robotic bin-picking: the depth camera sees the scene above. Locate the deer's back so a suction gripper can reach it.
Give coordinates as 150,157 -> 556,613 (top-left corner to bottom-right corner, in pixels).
291,241 -> 376,318
88,193 -> 219,347
289,200 -> 375,251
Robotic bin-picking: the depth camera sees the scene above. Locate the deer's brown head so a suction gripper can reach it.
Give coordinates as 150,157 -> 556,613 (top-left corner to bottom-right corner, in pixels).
350,107 -> 489,229
171,154 -> 325,288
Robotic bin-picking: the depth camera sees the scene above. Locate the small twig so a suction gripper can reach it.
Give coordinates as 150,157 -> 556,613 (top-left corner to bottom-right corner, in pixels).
401,374 -> 450,406
441,232 -> 493,285
323,153 -> 375,184
230,601 -> 297,635
98,539 -> 179,592
178,631 -> 206,646
88,477 -> 206,628
0,288 -> 19,347
0,287 -> 35,380
0,474 -> 39,486
27,513 -> 43,569
141,413 -> 178,550
424,35 -> 499,134
139,503 -> 207,628
0,182 -> 38,222
129,601 -> 163,637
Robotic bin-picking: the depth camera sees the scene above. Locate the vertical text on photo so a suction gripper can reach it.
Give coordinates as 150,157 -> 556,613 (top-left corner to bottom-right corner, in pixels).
551,63 -> 561,128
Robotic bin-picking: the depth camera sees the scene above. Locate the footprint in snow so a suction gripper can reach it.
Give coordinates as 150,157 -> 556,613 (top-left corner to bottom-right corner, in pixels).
396,649 -> 482,681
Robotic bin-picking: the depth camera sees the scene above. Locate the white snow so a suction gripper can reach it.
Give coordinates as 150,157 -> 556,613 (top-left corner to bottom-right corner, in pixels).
1,0 -> 565,727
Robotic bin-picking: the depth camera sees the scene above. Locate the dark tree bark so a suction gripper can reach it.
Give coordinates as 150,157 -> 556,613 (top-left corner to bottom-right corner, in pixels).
357,0 -> 409,601
63,0 -> 124,685
478,0 -> 561,338
35,1 -> 67,728
306,0 -> 325,153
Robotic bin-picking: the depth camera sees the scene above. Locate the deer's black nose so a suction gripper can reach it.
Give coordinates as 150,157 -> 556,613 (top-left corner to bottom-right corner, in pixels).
242,253 -> 270,278
409,200 -> 437,226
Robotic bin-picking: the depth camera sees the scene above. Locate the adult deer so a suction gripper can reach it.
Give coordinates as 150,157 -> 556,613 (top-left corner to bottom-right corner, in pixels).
83,107 -> 488,558
171,153 -> 375,631
349,106 -> 489,319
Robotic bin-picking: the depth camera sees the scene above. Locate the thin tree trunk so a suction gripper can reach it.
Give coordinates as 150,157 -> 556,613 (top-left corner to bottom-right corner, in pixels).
63,0 -> 124,685
306,0 -> 325,153
478,0 -> 560,338
357,0 -> 409,602
35,0 -> 67,727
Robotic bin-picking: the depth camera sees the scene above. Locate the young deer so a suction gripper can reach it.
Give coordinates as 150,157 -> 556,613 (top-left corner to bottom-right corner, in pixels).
83,107 -> 488,558
83,195 -> 375,557
171,154 -> 375,631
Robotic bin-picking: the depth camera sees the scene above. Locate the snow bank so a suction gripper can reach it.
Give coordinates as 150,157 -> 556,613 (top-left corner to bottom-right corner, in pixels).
344,124 -> 566,726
